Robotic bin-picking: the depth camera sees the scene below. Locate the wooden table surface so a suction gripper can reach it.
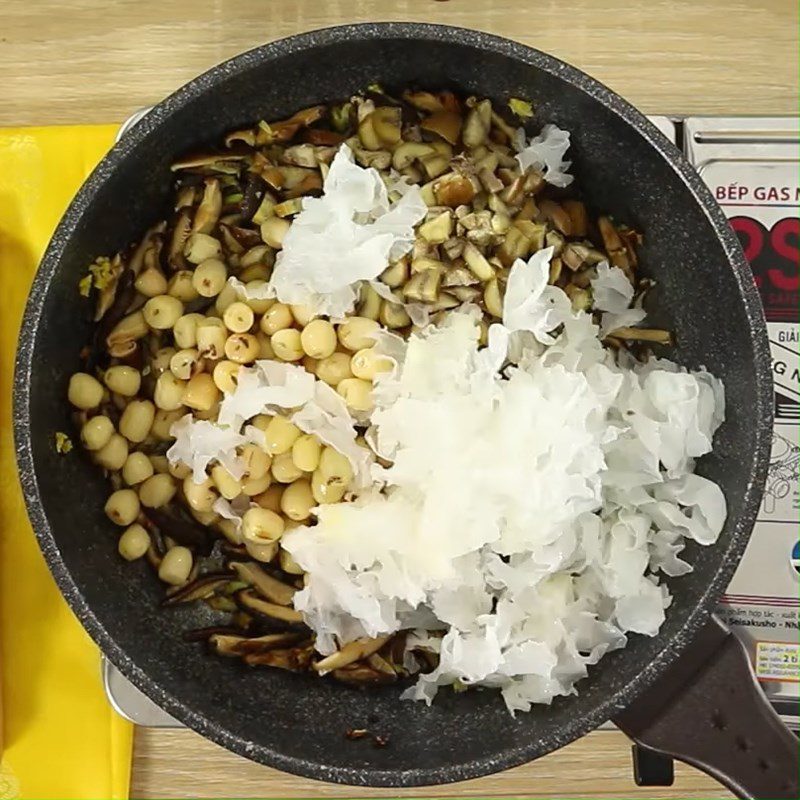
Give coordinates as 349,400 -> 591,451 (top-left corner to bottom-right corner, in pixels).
3,0 -> 797,797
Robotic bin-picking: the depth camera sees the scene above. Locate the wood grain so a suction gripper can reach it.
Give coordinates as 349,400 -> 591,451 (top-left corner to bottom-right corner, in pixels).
131,728 -> 732,799
0,0 -> 797,127
2,1 -> 795,796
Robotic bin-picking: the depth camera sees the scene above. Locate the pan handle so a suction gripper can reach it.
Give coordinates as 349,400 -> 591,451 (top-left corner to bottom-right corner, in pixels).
613,614 -> 798,800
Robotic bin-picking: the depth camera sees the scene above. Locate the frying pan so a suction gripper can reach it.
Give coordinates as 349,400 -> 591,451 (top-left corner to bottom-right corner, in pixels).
13,23 -> 797,798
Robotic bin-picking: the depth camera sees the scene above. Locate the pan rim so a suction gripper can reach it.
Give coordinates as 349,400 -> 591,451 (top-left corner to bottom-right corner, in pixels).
12,21 -> 773,787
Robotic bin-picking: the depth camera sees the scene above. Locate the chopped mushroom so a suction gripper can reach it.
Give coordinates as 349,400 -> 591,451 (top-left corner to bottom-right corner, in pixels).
598,216 -> 635,279
420,110 -> 462,145
313,635 -> 390,675
605,327 -> 673,346
463,99 -> 492,148
161,573 -> 233,606
192,178 -> 222,234
243,644 -> 315,671
145,506 -> 214,554
235,589 -> 305,625
208,631 -> 304,656
433,173 -> 476,207
229,561 -> 297,606
167,210 -> 192,270
562,243 -> 606,272
332,663 -> 396,685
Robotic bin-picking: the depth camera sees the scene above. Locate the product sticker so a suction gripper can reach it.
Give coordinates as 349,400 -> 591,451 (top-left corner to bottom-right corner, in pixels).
756,641 -> 800,682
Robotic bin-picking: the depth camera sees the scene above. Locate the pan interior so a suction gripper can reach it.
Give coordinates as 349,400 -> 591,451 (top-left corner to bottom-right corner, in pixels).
15,24 -> 770,786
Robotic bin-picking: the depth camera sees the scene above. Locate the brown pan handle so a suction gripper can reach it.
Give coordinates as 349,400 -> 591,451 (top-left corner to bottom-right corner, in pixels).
613,615 -> 798,799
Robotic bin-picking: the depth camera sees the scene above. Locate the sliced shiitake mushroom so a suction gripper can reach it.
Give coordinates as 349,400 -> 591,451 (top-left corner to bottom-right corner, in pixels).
284,173 -> 323,199
243,643 -> 315,671
358,114 -> 382,151
350,145 -> 392,171
301,128 -> 346,146
449,285 -> 481,303
463,241 -> 495,280
235,588 -> 305,625
514,220 -> 546,252
145,506 -> 214,554
420,153 -> 450,180
332,663 -> 396,686
274,198 -> 304,218
371,106 -> 403,146
257,105 -> 326,145
229,561 -> 296,606
366,652 -> 397,676
499,174 -> 526,206
564,284 -> 592,311
617,225 -> 642,268
430,292 -> 460,311
104,305 -> 146,359
182,625 -> 247,643
192,178 -> 222,234
260,166 -> 285,192
281,143 -> 319,168
539,199 -> 572,236
379,258 -> 410,288
441,237 -> 466,260
562,243 -> 606,272
545,229 -> 566,257
418,211 -> 453,244
496,227 -> 531,267
563,200 -> 588,237
515,197 -> 538,222
219,224 -> 245,255
224,128 -> 256,148
598,216 -> 636,278
170,149 -> 251,171
402,90 -> 444,113
489,109 -> 519,145
313,635 -> 390,675
441,264 -> 478,288
392,142 -> 435,170
239,173 -> 268,222
128,223 -> 166,277
463,98 -> 492,148
572,265 -> 598,289
433,173 -> 476,207
161,573 -> 233,606
230,632 -> 305,654
208,631 -> 304,656
167,210 -> 192,271
549,256 -> 563,285
420,110 -> 462,146
606,327 -> 672,346
403,266 -> 442,303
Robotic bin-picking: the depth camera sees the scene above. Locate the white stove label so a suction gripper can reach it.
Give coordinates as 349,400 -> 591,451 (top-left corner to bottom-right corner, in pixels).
698,155 -> 799,699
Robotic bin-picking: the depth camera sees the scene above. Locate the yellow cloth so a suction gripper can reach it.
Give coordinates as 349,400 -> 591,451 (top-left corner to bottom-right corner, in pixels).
0,125 -> 133,799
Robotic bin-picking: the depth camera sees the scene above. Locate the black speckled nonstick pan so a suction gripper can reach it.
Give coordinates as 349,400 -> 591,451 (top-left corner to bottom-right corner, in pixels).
13,23 -> 797,798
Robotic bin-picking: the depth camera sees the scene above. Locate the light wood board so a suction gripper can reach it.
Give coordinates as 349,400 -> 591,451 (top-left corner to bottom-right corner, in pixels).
3,0 -> 796,796
131,728 -> 733,799
0,0 -> 797,127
